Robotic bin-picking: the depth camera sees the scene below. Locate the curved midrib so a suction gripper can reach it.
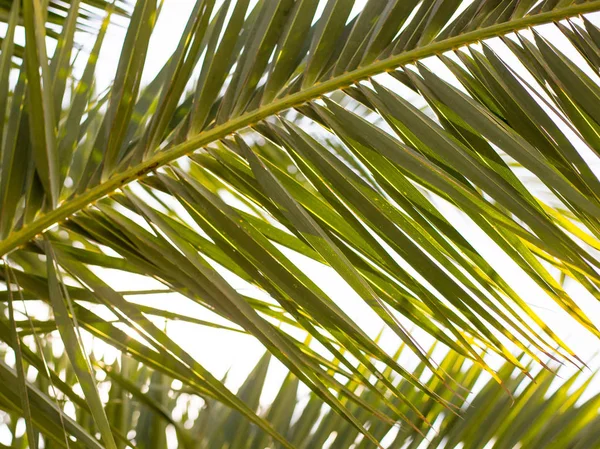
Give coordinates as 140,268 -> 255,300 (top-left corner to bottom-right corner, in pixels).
1,1 -> 599,256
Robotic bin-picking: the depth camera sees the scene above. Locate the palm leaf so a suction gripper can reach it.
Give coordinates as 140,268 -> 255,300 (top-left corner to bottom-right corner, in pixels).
2,339 -> 599,449
2,0 -> 600,446
0,0 -> 130,66
0,0 -> 130,30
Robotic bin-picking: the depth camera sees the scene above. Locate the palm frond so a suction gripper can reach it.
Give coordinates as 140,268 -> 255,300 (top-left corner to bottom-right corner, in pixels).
186,347 -> 600,449
0,0 -> 130,31
1,0 -> 600,446
2,338 -> 599,448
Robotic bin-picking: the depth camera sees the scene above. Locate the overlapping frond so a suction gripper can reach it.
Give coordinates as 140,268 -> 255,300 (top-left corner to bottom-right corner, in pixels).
2,0 -> 600,446
2,339 -> 599,448
176,348 -> 600,449
0,0 -> 130,64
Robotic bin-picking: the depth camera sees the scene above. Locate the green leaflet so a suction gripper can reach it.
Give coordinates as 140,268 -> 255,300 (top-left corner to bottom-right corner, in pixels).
43,239 -> 118,449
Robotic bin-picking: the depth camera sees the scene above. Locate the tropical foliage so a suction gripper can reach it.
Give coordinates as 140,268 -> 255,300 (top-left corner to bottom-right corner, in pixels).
2,339 -> 599,449
1,0 -> 600,447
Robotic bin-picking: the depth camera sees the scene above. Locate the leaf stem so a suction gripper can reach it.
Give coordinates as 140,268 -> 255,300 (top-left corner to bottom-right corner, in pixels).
2,0 -> 599,256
